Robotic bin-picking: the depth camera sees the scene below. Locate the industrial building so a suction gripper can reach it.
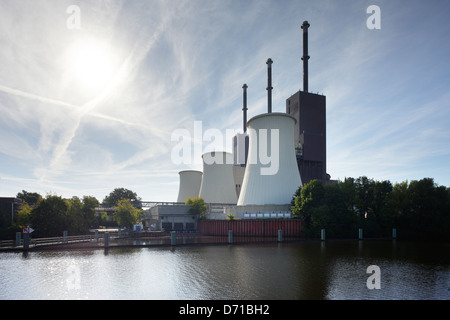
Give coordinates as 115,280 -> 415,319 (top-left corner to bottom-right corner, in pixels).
0,197 -> 22,224
153,20 -> 328,228
286,21 -> 328,184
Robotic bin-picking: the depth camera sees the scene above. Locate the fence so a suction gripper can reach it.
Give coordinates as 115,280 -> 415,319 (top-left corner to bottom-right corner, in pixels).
198,220 -> 302,238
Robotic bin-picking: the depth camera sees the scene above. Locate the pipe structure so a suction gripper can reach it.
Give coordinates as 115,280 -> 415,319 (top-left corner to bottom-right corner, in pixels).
242,84 -> 248,133
301,21 -> 310,92
266,58 -> 273,113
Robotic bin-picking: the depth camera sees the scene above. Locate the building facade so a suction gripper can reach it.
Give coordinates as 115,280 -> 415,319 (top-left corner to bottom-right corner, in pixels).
286,91 -> 327,184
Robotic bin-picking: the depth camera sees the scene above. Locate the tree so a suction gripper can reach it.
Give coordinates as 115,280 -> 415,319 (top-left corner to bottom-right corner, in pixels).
290,185 -> 302,208
185,197 -> 207,220
16,190 -> 42,206
30,195 -> 68,237
291,180 -> 325,236
292,180 -> 324,219
290,176 -> 450,240
103,188 -> 141,206
82,196 -> 100,228
16,202 -> 33,229
113,199 -> 142,228
66,197 -> 85,235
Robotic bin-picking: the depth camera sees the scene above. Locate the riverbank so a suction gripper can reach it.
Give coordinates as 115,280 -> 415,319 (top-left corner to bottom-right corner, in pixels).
0,233 -> 403,253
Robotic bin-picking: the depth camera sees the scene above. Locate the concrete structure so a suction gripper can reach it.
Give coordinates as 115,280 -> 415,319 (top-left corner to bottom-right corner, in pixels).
232,133 -> 248,198
237,113 -> 302,206
199,151 -> 238,204
233,164 -> 246,198
144,204 -> 197,232
176,170 -> 203,203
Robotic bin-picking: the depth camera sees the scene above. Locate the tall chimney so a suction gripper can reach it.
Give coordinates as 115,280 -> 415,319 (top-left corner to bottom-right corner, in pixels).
266,58 -> 273,113
301,21 -> 310,92
242,84 -> 248,133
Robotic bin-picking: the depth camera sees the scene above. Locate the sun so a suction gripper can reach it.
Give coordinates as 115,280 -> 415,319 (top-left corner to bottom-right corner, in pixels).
64,38 -> 118,91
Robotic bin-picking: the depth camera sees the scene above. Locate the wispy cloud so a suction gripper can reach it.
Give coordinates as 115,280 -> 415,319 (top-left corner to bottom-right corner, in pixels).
1,0 -> 449,201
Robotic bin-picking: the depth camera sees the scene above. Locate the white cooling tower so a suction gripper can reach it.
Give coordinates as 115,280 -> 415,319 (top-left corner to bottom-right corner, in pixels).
199,152 -> 238,204
176,170 -> 203,203
237,113 -> 302,205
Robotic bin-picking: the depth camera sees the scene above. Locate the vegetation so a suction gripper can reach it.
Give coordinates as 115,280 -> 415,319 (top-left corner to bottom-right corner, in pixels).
24,195 -> 100,238
0,188 -> 143,239
103,188 -> 141,207
291,177 -> 450,240
113,199 -> 143,228
16,190 -> 42,206
185,197 -> 207,220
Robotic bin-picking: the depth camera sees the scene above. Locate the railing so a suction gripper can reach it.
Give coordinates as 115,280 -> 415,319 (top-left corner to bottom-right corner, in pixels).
31,234 -> 95,247
0,240 -> 15,248
0,232 -> 123,249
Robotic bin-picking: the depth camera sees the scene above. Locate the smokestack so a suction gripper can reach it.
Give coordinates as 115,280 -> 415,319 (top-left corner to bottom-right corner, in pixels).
301,21 -> 310,92
242,84 -> 248,133
266,58 -> 273,113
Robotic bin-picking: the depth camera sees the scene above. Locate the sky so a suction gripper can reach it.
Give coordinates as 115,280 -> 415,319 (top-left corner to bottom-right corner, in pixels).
0,0 -> 449,202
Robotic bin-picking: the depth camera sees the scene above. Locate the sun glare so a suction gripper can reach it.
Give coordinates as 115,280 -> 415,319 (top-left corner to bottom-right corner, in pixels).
65,38 -> 118,91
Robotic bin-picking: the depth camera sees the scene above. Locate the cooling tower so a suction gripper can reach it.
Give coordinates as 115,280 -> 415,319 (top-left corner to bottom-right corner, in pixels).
237,113 -> 302,205
176,170 -> 203,203
199,152 -> 238,204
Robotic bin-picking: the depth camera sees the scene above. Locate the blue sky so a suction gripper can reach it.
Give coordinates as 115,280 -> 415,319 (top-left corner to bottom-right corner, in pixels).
0,0 -> 449,202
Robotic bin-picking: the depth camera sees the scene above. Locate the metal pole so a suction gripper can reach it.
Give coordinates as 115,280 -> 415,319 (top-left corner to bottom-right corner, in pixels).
228,230 -> 233,244
104,232 -> 110,247
242,84 -> 248,133
278,229 -> 283,243
23,233 -> 30,250
15,232 -> 21,247
266,58 -> 273,113
321,229 -> 326,241
171,231 -> 177,246
301,21 -> 310,93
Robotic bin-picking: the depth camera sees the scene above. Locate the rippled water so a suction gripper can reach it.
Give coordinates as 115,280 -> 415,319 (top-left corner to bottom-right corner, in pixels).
0,240 -> 449,300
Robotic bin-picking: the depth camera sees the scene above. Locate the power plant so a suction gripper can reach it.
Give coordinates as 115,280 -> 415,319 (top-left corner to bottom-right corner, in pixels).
198,152 -> 237,204
237,112 -> 301,206
176,170 -> 203,203
175,21 -> 329,219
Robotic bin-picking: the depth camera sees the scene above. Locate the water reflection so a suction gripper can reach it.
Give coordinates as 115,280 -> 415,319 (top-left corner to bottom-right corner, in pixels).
0,241 -> 448,300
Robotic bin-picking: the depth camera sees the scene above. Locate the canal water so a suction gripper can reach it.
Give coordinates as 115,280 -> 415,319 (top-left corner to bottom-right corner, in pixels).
0,240 -> 448,300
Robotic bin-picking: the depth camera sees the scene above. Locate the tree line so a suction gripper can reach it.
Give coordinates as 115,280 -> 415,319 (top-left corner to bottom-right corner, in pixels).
291,177 -> 450,240
0,188 -> 143,239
